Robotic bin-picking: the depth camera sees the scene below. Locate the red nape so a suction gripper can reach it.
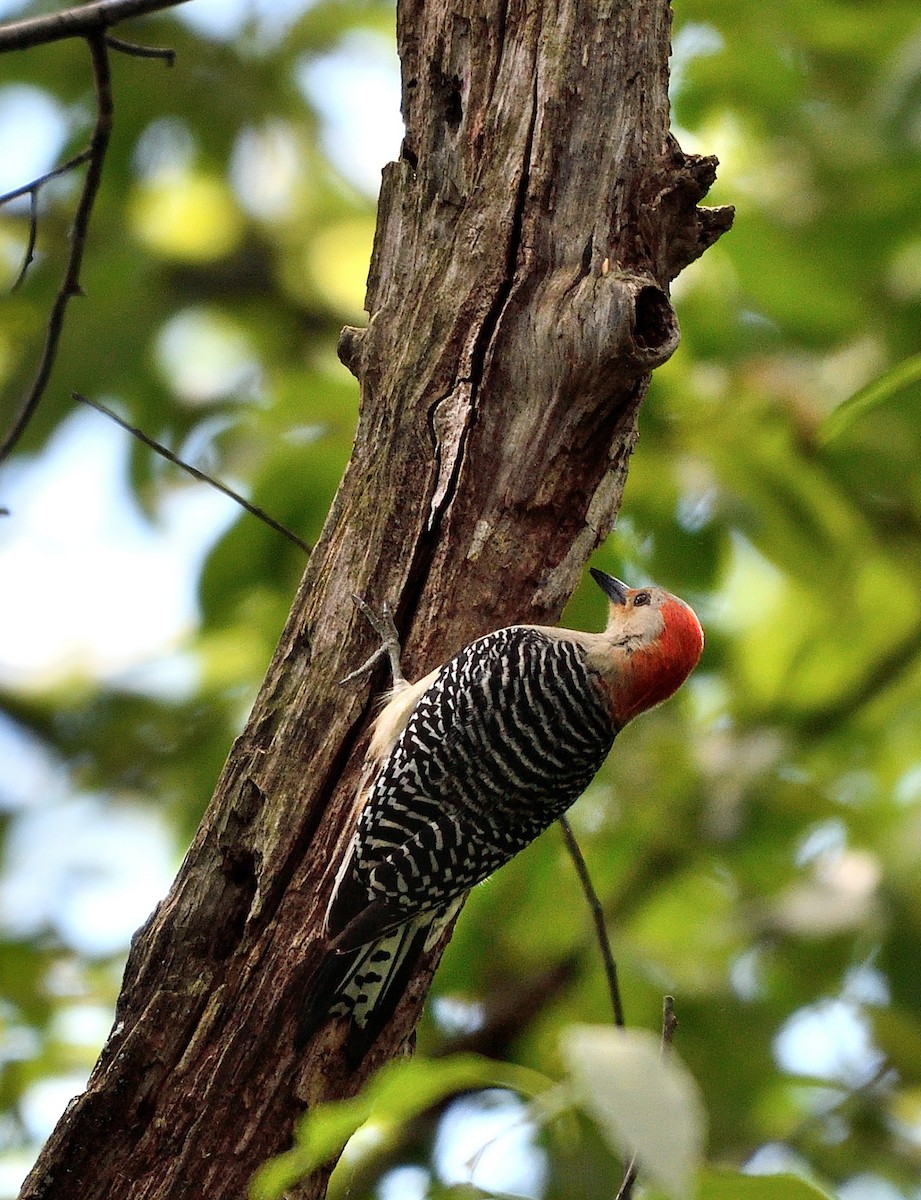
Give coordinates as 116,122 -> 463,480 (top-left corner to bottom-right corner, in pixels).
659,598 -> 704,677
615,599 -> 704,724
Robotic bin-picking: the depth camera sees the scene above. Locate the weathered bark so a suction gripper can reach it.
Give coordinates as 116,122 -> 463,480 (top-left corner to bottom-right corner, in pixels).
20,0 -> 731,1197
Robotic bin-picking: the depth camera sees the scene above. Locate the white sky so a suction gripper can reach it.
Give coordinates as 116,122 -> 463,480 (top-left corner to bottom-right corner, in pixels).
0,408 -> 232,688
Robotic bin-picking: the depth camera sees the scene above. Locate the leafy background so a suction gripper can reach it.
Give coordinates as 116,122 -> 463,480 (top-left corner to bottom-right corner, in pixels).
1,0 -> 921,1196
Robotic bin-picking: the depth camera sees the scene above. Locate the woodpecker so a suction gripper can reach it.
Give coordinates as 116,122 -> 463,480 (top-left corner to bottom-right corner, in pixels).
300,568 -> 703,1057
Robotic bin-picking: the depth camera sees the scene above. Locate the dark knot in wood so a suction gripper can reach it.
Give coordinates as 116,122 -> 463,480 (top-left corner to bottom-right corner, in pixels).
337,325 -> 366,379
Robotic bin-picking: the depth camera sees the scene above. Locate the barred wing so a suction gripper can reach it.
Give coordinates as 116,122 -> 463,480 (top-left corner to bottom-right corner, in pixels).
327,627 -> 615,949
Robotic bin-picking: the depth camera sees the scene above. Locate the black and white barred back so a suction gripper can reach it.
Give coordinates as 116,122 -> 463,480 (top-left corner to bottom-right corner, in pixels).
302,627 -> 618,1052
355,626 -> 616,914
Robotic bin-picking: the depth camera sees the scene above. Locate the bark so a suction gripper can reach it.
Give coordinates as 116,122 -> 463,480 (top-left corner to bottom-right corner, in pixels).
20,0 -> 731,1197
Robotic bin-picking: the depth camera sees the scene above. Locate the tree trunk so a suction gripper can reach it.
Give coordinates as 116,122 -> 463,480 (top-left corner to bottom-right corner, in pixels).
20,0 -> 731,1196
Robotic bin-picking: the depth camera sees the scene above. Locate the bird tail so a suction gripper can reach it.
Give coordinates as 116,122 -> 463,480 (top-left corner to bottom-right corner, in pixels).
297,908 -> 454,1063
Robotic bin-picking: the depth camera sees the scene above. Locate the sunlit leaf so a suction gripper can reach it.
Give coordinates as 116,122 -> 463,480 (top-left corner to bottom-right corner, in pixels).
561,1026 -> 707,1200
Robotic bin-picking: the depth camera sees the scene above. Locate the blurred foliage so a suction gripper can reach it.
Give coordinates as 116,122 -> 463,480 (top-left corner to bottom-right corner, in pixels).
252,1053 -> 551,1200
1,0 -> 921,1197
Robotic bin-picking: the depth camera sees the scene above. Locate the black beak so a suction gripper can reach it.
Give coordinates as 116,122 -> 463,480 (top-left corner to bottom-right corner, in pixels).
590,568 -> 629,605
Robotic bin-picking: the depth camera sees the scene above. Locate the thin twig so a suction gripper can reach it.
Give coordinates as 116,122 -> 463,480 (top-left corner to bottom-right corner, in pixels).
616,996 -> 679,1200
615,1158 -> 638,1200
2,152 -> 95,293
661,994 -> 677,1049
0,34 -> 112,464
0,0 -> 192,53
558,815 -> 625,1028
104,33 -> 175,62
74,394 -> 313,554
0,149 -> 92,206
10,189 -> 39,293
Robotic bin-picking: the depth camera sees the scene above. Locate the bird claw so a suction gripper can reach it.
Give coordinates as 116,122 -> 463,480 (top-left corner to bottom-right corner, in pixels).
340,596 -> 406,688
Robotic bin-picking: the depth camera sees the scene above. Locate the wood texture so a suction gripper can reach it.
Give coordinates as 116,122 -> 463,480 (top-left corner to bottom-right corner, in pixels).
19,0 -> 731,1196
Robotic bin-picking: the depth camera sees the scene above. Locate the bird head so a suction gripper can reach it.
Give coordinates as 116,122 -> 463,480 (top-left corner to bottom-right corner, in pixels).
589,568 -> 704,725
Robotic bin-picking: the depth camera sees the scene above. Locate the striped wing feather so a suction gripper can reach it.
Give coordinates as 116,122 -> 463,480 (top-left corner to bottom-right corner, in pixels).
326,627 -> 615,950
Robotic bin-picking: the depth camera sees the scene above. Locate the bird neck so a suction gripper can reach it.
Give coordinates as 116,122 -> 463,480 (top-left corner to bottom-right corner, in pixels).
595,601 -> 703,726
600,643 -> 691,725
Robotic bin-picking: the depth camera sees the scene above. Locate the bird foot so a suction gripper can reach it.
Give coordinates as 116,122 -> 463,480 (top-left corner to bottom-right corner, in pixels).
340,596 -> 406,688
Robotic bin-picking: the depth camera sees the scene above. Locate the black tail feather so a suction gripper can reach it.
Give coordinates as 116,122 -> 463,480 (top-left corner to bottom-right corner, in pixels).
296,920 -> 438,1065
342,922 -> 427,1063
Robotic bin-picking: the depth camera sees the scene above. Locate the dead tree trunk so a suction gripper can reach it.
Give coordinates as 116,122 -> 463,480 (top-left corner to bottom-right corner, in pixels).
20,0 -> 731,1197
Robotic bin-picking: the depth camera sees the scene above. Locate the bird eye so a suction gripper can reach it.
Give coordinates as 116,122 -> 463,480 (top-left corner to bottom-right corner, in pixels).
633,591 -> 650,607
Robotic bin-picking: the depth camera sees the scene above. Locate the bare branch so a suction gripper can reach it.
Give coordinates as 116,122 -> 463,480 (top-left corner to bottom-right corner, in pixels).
0,35 -> 113,463
661,994 -> 677,1050
74,393 -> 313,554
1,150 -> 95,293
104,32 -> 175,63
0,149 -> 92,207
558,816 -> 625,1028
0,36 -> 114,462
0,0 -> 192,53
10,189 -> 39,293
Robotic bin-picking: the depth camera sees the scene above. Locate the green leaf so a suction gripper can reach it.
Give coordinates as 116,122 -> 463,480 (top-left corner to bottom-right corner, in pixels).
867,1005 -> 921,1083
643,1170 -> 834,1200
820,352 -> 921,444
249,1053 -> 551,1200
697,1168 -> 835,1200
561,1026 -> 707,1200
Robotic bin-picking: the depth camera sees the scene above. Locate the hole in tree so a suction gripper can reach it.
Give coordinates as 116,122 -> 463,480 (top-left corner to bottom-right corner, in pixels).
581,234 -> 594,277
402,141 -> 418,169
633,285 -> 675,350
435,70 -> 463,129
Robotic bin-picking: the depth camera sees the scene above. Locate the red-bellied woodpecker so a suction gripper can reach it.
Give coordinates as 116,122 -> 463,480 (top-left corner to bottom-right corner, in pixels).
300,568 -> 703,1056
